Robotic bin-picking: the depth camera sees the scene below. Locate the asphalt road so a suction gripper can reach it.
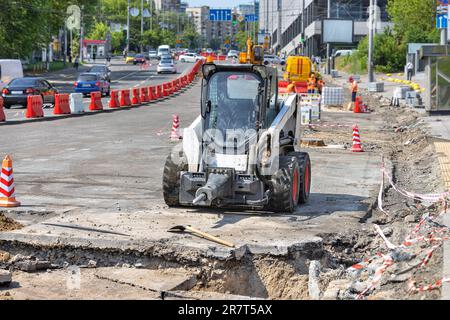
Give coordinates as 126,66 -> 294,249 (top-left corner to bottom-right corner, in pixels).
3,57 -> 193,120
0,73 -> 381,256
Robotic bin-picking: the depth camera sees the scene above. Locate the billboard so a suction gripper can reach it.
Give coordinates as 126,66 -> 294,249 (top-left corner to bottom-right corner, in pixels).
322,19 -> 354,44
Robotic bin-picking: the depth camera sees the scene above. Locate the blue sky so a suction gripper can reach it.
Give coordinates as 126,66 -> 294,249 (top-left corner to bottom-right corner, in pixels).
186,0 -> 254,8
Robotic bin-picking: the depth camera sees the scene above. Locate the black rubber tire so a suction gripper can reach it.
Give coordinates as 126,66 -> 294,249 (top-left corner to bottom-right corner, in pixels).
288,152 -> 312,204
162,152 -> 188,207
268,156 -> 300,213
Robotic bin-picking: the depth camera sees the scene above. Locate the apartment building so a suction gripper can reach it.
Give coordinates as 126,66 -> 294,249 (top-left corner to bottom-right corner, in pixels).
154,0 -> 181,12
259,0 -> 391,57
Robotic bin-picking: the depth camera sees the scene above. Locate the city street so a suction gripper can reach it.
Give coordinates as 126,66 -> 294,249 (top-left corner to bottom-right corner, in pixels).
0,0 -> 449,305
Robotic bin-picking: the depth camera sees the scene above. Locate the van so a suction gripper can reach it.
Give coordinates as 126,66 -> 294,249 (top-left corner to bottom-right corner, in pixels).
0,60 -> 24,90
158,45 -> 171,58
333,50 -> 354,58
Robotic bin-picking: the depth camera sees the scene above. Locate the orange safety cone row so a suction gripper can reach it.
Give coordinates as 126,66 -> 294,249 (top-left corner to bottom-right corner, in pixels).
351,125 -> 364,152
0,155 -> 20,207
170,115 -> 181,141
0,96 -> 6,122
131,88 -> 141,105
109,90 -> 120,109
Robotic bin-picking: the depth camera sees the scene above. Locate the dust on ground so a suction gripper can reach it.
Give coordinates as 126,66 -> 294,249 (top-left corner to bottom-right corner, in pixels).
0,213 -> 23,232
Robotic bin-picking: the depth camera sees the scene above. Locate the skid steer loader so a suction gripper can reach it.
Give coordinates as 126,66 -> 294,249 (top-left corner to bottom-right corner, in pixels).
162,44 -> 311,213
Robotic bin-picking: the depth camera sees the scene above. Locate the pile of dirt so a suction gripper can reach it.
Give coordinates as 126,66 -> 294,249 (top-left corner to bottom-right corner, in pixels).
0,213 -> 23,232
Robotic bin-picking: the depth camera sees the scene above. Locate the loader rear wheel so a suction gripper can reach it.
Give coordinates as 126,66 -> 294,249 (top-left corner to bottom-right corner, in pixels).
268,156 -> 300,213
289,152 -> 311,204
162,152 -> 188,207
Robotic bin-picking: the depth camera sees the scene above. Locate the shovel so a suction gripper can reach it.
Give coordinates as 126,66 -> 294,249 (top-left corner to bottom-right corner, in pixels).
168,225 -> 235,248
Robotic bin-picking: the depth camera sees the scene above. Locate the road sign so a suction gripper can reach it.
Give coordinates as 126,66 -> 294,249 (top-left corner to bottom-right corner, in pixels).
209,9 -> 232,21
437,13 -> 448,29
130,8 -> 139,17
245,14 -> 258,22
238,15 -> 245,23
437,0 -> 448,5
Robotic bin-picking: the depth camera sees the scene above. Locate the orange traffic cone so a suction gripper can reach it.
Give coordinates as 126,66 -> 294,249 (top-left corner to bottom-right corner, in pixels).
351,125 -> 364,152
170,115 -> 181,141
354,97 -> 362,113
0,155 -> 20,207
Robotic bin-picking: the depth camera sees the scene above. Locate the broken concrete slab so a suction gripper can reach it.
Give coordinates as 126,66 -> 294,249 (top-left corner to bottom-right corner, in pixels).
163,290 -> 262,300
95,267 -> 197,293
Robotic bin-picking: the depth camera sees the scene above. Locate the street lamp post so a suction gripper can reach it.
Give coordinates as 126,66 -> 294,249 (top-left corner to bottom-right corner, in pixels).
127,0 -> 130,54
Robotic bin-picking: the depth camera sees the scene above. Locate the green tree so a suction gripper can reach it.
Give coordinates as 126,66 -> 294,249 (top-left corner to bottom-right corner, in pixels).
87,21 -> 109,40
386,0 -> 439,43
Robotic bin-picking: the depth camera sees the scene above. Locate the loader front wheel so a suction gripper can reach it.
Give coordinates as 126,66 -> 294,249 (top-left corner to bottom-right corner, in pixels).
268,156 -> 300,213
162,152 -> 187,207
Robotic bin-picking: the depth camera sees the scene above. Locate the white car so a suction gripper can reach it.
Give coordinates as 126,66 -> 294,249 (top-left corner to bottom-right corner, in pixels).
263,55 -> 281,65
148,50 -> 158,60
157,57 -> 176,74
227,50 -> 239,59
179,53 -> 205,63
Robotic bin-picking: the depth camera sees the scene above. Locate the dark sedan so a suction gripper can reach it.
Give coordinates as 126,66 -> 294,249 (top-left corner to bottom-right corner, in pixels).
133,54 -> 146,65
1,77 -> 58,108
88,65 -> 111,82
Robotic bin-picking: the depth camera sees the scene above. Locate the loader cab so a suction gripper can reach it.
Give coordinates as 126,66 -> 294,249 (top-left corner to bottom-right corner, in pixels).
201,64 -> 279,135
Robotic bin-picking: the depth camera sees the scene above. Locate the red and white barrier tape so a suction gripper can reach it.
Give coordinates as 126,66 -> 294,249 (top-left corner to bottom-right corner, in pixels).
307,123 -> 353,128
408,277 -> 450,293
357,254 -> 394,299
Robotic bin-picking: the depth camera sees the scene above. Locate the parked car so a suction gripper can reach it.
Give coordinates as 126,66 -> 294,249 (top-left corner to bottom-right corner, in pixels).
133,54 -> 146,65
179,53 -> 205,63
0,59 -> 24,91
1,77 -> 58,108
88,65 -> 111,82
148,50 -> 159,60
74,73 -> 110,97
125,53 -> 136,64
264,55 -> 281,65
227,50 -> 239,59
157,57 -> 176,74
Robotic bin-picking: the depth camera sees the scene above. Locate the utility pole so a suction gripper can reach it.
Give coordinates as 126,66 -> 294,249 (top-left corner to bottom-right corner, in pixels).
301,0 -> 305,55
368,0 -> 375,83
80,5 -> 84,63
141,0 -> 144,53
127,0 -> 130,54
64,27 -> 67,66
277,0 -> 282,54
326,0 -> 331,74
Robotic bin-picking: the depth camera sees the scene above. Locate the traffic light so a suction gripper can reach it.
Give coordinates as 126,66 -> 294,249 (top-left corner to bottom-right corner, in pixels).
232,14 -> 237,26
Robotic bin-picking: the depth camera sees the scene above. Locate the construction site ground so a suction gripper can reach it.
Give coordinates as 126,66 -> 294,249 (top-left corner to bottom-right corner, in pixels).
0,73 -> 447,300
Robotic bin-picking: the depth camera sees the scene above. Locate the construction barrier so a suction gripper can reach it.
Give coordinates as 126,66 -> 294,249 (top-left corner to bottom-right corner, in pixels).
120,89 -> 131,107
70,93 -> 84,114
140,87 -> 149,103
26,95 -> 44,118
156,85 -> 163,99
0,97 -> 5,122
89,92 -> 103,111
148,87 -> 156,101
131,88 -> 141,105
0,155 -> 20,207
53,93 -> 71,115
109,90 -> 120,109
162,83 -> 169,97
